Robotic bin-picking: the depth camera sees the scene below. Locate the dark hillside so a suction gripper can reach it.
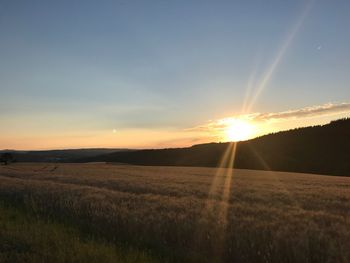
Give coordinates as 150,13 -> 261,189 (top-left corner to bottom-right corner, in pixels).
236,118 -> 350,175
79,118 -> 350,176
10,149 -> 130,163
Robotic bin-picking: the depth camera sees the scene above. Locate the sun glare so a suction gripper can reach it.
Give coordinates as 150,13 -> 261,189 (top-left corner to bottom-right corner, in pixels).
225,119 -> 255,142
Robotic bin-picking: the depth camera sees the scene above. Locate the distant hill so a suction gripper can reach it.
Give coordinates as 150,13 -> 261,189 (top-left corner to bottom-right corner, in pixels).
5,149 -> 130,163
77,118 -> 350,176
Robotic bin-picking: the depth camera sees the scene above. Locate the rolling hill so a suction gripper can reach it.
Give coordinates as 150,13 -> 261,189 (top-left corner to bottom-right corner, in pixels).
5,148 -> 130,163
77,118 -> 350,176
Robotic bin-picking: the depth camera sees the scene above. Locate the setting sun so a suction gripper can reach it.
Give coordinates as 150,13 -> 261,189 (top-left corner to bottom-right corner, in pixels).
225,119 -> 255,142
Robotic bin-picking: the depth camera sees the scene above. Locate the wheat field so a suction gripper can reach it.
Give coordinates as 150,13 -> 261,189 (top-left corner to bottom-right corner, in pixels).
0,163 -> 349,262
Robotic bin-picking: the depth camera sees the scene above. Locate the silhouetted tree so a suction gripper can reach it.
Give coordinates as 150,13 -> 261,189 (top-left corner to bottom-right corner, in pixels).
1,152 -> 14,165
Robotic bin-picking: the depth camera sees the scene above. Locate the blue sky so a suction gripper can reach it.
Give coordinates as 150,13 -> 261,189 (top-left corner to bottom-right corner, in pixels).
1,0 -> 350,149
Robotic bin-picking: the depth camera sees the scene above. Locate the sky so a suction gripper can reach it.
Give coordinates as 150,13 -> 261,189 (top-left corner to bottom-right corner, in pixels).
1,0 -> 350,150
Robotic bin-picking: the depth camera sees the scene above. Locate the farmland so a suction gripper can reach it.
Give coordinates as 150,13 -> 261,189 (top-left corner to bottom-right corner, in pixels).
0,163 -> 349,262
0,201 -> 157,263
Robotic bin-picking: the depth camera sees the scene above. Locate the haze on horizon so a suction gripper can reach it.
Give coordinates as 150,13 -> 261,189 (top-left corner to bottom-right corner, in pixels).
1,0 -> 350,150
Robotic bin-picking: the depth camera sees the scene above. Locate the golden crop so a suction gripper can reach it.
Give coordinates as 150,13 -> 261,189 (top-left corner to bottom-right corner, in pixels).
0,163 -> 349,262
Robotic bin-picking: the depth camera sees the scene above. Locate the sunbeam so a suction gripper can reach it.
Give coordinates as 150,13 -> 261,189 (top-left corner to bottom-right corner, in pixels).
220,142 -> 237,221
195,2 -> 315,260
194,142 -> 238,260
245,0 -> 314,112
241,55 -> 261,114
204,143 -> 233,212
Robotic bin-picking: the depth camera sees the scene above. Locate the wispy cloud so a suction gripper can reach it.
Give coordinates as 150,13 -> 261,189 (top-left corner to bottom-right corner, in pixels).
189,102 -> 350,133
250,102 -> 350,122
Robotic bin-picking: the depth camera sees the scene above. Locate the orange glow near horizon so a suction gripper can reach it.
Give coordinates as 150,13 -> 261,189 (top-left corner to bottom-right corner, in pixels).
1,111 -> 349,150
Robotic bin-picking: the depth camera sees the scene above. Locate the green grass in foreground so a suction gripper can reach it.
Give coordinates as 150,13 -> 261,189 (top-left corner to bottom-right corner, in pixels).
0,202 -> 158,263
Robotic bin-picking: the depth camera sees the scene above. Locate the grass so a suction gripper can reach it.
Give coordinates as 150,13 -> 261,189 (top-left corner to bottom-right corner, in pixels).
0,163 -> 349,262
0,201 -> 158,263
